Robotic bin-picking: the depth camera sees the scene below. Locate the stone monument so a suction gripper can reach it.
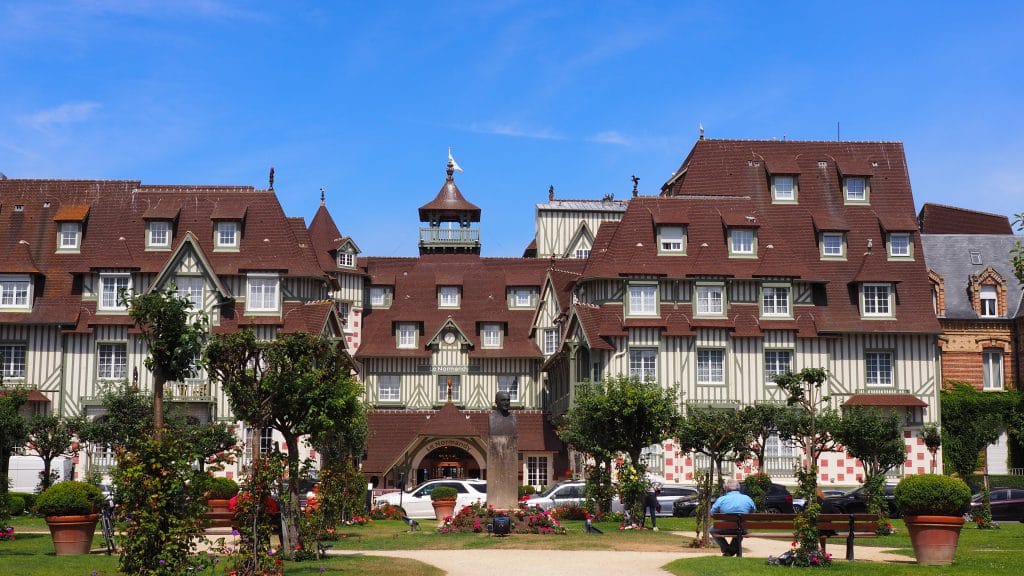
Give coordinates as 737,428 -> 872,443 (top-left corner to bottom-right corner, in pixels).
487,391 -> 518,509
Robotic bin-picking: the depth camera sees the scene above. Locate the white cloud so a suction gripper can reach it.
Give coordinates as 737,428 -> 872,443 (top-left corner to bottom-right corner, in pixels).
459,122 -> 564,141
17,102 -> 101,130
589,131 -> 632,146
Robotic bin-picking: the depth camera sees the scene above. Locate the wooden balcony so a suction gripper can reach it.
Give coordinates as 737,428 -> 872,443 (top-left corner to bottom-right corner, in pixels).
419,227 -> 480,250
165,379 -> 214,403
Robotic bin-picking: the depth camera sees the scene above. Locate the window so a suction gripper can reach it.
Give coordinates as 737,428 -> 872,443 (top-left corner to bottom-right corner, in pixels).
821,232 -> 845,258
527,456 -> 549,487
543,328 -> 559,355
764,350 -> 792,383
658,225 -> 685,253
378,375 -> 401,402
844,177 -> 868,202
970,250 -> 983,265
259,427 -> 274,454
438,286 -> 460,308
58,223 -> 81,250
761,285 -> 790,317
0,276 -> 30,309
983,349 -> 1004,390
498,375 -> 519,402
697,349 -> 725,385
0,344 -> 26,378
481,323 -> 502,348
215,221 -> 239,248
369,287 -> 391,308
772,175 -> 796,201
980,286 -> 998,317
861,283 -> 892,317
148,221 -> 170,248
730,229 -> 755,256
865,351 -> 893,386
629,349 -> 657,380
97,343 -> 127,380
765,434 -> 797,459
511,288 -> 535,308
175,277 -> 204,308
627,284 -> 658,316
99,274 -> 131,311
888,233 -> 911,258
574,248 -> 591,259
695,284 -> 725,316
337,252 -> 355,268
397,323 -> 418,348
437,375 -> 461,402
247,275 -> 279,312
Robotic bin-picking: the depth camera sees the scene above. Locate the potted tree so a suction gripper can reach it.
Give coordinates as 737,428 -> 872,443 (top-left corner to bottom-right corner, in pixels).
431,486 -> 458,522
34,481 -> 104,555
206,476 -> 239,513
894,474 -> 971,565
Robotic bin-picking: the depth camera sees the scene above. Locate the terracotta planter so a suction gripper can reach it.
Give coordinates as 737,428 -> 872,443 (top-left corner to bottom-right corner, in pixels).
432,499 -> 457,521
46,514 -> 100,556
903,514 -> 965,565
205,499 -> 234,528
207,498 -> 231,513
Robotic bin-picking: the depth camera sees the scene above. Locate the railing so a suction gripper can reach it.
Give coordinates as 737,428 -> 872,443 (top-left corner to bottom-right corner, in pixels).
419,227 -> 480,246
165,379 -> 214,402
760,456 -> 801,475
89,448 -> 117,473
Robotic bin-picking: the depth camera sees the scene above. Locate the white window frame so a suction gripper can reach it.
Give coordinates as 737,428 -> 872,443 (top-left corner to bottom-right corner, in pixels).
215,221 -> 239,249
574,248 -> 591,259
861,283 -> 893,317
865,351 -> 894,387
697,348 -> 726,385
378,375 -> 401,402
397,323 -> 418,349
527,455 -> 549,488
175,276 -> 204,309
983,349 -> 1004,391
370,286 -> 391,308
437,375 -> 461,403
246,274 -> 280,313
980,285 -> 998,317
627,284 -> 658,317
543,328 -> 559,355
888,233 -> 911,258
147,221 -> 171,249
259,427 -> 274,454
97,343 -> 128,381
498,375 -> 520,403
658,225 -> 686,253
771,175 -> 796,202
821,232 -> 845,258
438,286 -> 460,308
0,276 -> 31,309
512,288 -> 534,308
481,323 -> 502,348
695,284 -> 725,317
98,273 -> 131,311
629,348 -> 657,380
761,285 -> 791,318
58,222 -> 81,250
337,251 -> 355,268
844,176 -> 868,203
764,349 -> 793,384
0,344 -> 26,379
729,228 -> 756,256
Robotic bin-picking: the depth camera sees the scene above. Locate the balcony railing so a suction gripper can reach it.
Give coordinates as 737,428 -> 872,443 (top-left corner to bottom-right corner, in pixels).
165,379 -> 214,402
760,456 -> 802,475
419,227 -> 480,247
89,448 -> 117,474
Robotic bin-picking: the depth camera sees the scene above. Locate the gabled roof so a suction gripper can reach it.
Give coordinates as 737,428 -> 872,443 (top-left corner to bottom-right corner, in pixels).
418,174 -> 481,222
148,231 -> 232,300
918,203 -> 1014,235
921,234 -> 1024,319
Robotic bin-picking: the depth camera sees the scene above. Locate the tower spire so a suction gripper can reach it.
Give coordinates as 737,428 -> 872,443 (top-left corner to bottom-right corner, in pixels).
320,187 -> 325,206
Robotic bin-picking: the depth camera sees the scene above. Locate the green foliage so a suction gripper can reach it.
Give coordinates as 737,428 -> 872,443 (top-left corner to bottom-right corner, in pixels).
205,476 -> 239,499
833,406 -> 904,526
968,474 -> 1024,491
0,383 -> 28,524
583,462 -> 615,517
113,437 -> 208,575
7,495 -> 25,516
616,462 -> 648,524
741,403 -> 787,472
518,484 -> 537,498
430,486 -> 458,501
894,474 -> 972,516
78,382 -> 153,451
231,453 -> 285,576
919,424 -> 942,472
973,484 -> 995,528
317,459 -> 368,526
10,492 -> 36,513
743,473 -> 773,512
28,415 -> 83,491
34,481 -> 103,517
1011,212 -> 1024,284
941,382 -> 1016,478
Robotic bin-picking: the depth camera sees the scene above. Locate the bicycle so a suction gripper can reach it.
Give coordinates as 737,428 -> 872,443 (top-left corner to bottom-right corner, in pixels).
100,499 -> 116,554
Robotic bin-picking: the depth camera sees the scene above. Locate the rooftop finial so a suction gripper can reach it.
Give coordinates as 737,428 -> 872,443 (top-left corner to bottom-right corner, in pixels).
699,122 -> 705,140
269,166 -> 275,190
320,187 -> 326,206
631,175 -> 639,197
447,147 -> 464,180
548,185 -> 555,201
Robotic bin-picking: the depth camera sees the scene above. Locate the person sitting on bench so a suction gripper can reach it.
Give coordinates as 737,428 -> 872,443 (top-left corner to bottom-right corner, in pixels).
710,479 -> 755,557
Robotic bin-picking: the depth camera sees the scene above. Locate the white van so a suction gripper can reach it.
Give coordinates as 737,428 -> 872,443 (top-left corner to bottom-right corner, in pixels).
8,455 -> 73,493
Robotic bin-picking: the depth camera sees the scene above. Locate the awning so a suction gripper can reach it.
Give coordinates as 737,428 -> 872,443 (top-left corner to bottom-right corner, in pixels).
842,394 -> 927,408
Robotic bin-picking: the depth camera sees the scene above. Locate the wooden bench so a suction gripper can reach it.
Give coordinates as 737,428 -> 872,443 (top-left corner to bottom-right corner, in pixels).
711,512 -> 880,561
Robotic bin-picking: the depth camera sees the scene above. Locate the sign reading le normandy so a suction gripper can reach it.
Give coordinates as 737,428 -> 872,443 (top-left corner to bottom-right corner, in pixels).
424,439 -> 474,453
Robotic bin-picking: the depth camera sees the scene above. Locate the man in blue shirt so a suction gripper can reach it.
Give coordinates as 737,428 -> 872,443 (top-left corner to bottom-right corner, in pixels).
710,478 -> 756,556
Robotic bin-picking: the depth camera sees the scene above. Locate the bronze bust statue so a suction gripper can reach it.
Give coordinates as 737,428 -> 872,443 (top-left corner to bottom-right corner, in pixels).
489,391 -> 517,436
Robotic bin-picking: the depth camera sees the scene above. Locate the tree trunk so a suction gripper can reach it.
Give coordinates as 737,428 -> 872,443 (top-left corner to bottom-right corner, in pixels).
41,456 -> 53,491
0,447 -> 11,504
282,433 -> 303,552
153,370 -> 166,440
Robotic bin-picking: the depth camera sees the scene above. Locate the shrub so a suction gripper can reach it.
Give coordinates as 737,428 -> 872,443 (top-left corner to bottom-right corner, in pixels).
430,486 -> 458,501
34,481 -> 103,517
205,476 -> 239,500
368,503 -> 405,520
10,492 -> 36,514
894,474 -> 971,516
550,503 -> 589,520
7,496 -> 25,516
518,484 -> 537,498
743,473 -> 773,512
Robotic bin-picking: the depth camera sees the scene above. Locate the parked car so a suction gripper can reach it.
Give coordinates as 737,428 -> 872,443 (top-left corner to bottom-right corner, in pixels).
672,482 -> 794,517
651,485 -> 699,517
970,488 -> 1024,522
523,480 -> 629,514
373,479 -> 486,519
794,489 -> 847,512
820,484 -> 899,517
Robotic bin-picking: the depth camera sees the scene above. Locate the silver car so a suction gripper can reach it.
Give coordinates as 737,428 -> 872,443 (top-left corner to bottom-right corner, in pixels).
374,479 -> 486,519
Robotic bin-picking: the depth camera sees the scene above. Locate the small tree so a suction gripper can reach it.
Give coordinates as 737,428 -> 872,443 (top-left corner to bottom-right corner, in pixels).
919,424 -> 942,474
941,382 -> 1012,479
833,407 -> 905,528
0,374 -> 28,523
742,403 -> 787,473
28,415 -> 84,491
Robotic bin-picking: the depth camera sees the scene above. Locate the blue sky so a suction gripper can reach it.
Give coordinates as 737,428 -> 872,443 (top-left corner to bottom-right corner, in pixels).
3,1 -> 1022,257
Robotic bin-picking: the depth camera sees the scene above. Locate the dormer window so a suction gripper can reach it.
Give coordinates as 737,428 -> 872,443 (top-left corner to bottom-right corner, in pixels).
98,273 -> 131,312
215,221 -> 239,249
147,221 -> 171,249
821,232 -> 846,259
729,228 -> 756,257
658,225 -> 686,253
861,283 -> 893,318
246,273 -> 280,313
438,286 -> 460,308
509,288 -> 536,308
980,285 -> 998,317
0,276 -> 31,310
481,323 -> 503,348
338,251 -> 355,268
888,233 -> 911,259
397,323 -> 418,348
58,222 -> 81,251
370,286 -> 392,308
771,175 -> 797,202
844,176 -> 869,203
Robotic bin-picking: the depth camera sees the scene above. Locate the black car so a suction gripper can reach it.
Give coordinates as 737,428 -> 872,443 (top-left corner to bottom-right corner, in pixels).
672,483 -> 794,517
820,484 -> 899,517
970,488 -> 1024,522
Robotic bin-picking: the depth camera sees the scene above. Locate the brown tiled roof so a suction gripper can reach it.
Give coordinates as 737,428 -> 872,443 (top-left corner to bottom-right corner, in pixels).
142,203 -> 180,220
0,241 -> 42,274
418,176 -> 481,222
53,205 -> 90,221
842,393 -> 927,408
281,301 -> 338,336
917,203 -> 1013,235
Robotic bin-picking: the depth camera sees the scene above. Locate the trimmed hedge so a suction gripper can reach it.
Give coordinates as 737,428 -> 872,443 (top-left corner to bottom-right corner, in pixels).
9,492 -> 36,514
34,481 -> 104,517
430,486 -> 458,501
518,485 -> 537,498
7,495 -> 25,516
894,474 -> 971,516
206,476 -> 240,500
967,474 -> 1024,492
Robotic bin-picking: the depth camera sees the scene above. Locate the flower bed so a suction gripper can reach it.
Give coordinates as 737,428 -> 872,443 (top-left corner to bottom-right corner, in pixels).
368,503 -> 405,521
438,503 -> 566,535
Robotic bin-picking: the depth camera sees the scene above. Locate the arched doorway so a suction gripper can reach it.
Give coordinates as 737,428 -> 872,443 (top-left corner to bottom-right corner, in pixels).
416,445 -> 482,484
